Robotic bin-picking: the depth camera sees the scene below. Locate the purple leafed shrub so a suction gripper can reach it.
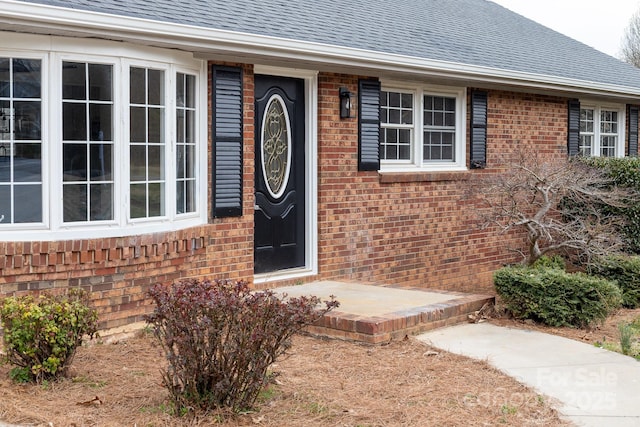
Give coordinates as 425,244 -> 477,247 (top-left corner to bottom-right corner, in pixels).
145,279 -> 339,413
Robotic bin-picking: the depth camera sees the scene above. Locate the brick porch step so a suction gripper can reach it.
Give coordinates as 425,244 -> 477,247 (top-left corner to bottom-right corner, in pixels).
275,281 -> 494,344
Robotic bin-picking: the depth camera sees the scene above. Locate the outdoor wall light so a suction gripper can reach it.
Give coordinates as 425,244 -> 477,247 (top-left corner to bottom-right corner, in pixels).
339,87 -> 353,119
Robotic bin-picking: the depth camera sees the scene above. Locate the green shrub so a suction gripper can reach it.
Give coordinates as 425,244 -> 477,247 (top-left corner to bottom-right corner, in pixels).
589,255 -> 640,308
0,289 -> 98,383
532,255 -> 566,271
494,265 -> 622,327
145,279 -> 339,414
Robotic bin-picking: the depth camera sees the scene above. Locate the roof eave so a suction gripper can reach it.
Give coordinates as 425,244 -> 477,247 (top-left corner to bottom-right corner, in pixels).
2,0 -> 640,101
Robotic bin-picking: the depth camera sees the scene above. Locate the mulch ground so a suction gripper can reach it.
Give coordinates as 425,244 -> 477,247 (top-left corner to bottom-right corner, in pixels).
0,328 -> 568,426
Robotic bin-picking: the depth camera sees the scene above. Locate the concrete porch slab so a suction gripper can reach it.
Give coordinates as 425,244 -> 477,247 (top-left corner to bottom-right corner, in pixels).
275,281 -> 494,344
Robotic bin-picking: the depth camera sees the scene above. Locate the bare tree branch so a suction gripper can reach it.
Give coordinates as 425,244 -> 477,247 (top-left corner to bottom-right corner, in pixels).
621,10 -> 640,67
473,151 -> 634,265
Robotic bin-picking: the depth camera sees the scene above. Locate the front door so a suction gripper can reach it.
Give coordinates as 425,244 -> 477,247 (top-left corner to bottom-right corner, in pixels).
254,75 -> 305,274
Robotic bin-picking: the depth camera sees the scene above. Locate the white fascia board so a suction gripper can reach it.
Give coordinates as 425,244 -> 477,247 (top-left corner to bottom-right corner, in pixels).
2,0 -> 640,100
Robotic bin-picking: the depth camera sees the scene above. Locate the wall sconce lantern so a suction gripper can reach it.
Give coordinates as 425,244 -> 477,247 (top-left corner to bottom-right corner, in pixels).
339,87 -> 353,119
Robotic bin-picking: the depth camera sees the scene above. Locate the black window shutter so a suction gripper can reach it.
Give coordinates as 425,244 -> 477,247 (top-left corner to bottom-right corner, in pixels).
567,99 -> 581,156
358,79 -> 381,171
212,66 -> 243,217
470,90 -> 488,169
628,105 -> 639,157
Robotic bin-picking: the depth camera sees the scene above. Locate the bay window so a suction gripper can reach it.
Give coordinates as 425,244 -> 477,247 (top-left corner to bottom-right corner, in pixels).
0,41 -> 204,240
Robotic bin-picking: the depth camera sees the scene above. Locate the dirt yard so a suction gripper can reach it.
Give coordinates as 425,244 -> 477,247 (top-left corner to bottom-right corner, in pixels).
0,323 -> 570,427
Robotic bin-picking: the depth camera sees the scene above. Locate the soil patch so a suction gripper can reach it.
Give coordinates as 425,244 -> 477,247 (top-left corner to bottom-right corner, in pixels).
0,330 -> 567,426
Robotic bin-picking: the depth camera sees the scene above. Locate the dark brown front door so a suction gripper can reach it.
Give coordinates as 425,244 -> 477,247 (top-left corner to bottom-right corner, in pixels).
254,75 -> 305,274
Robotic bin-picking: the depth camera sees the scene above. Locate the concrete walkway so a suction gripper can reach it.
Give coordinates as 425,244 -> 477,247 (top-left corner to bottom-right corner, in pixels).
418,323 -> 640,427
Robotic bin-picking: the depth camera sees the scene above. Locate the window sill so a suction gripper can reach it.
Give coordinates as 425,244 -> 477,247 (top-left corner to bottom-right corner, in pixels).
378,171 -> 471,183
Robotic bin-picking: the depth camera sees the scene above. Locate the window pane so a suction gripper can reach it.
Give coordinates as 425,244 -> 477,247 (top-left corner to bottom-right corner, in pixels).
380,91 -> 388,107
185,74 -> 195,108
90,183 -> 112,220
14,143 -> 41,182
0,100 -> 10,141
148,107 -> 163,143
14,184 -> 41,223
130,67 -> 146,104
176,145 -> 185,178
176,181 -> 185,214
88,64 -> 112,101
62,62 -> 86,100
89,144 -> 112,181
148,69 -> 164,106
13,59 -> 41,99
63,184 -> 87,222
63,103 -> 87,140
148,182 -> 164,216
389,109 -> 400,123
148,145 -> 164,180
130,183 -> 146,218
130,107 -> 146,142
401,110 -> 413,124
14,101 -> 41,140
444,112 -> 455,127
579,135 -> 593,156
63,143 -> 87,181
185,110 -> 195,143
389,92 -> 400,107
176,109 -> 185,142
186,180 -> 195,212
130,145 -> 146,181
0,149 -> 9,182
176,73 -> 185,107
398,144 -> 410,159
89,104 -> 112,141
0,185 -> 9,222
185,145 -> 195,178
0,58 -> 9,98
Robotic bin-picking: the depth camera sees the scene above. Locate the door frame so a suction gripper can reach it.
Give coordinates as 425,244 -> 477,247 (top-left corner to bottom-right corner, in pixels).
253,65 -> 318,284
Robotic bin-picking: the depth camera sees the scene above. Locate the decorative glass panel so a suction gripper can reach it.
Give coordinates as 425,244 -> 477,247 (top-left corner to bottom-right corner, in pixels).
261,95 -> 291,199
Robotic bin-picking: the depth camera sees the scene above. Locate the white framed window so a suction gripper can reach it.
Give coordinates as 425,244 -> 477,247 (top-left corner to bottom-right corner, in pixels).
0,34 -> 205,241
380,82 -> 466,171
579,104 -> 625,157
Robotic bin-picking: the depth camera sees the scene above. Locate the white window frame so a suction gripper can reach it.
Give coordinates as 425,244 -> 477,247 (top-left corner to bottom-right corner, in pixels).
0,33 -> 206,241
379,81 -> 467,172
579,102 -> 626,158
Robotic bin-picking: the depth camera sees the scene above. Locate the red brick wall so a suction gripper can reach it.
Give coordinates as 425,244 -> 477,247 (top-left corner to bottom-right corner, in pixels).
0,67 -> 580,328
314,79 -> 568,293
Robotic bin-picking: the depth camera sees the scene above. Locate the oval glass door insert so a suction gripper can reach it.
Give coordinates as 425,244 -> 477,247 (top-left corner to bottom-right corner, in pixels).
261,94 -> 292,199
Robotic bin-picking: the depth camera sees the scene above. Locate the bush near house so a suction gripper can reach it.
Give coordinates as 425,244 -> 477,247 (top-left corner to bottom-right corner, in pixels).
0,289 -> 98,383
145,278 -> 339,414
494,261 -> 622,328
581,157 -> 640,254
589,255 -> 640,308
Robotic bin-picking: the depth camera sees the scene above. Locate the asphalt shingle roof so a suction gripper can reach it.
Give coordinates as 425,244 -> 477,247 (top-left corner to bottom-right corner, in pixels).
16,0 -> 640,90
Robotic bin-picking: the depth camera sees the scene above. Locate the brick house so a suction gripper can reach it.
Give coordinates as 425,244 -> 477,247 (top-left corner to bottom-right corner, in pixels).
1,0 -> 640,329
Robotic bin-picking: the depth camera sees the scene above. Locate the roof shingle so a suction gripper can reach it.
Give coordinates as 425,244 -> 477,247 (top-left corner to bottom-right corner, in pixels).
16,0 -> 640,89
